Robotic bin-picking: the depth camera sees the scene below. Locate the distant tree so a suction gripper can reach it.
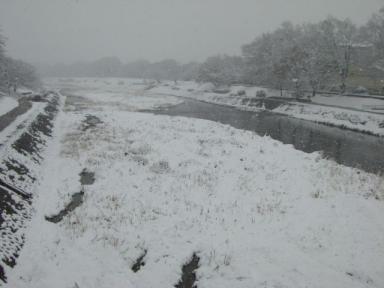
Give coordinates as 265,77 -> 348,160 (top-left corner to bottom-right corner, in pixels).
318,17 -> 357,93
150,59 -> 180,81
242,22 -> 305,95
90,57 -> 123,77
197,55 -> 244,86
0,30 -> 8,91
242,18 -> 359,95
0,29 -> 40,91
122,60 -> 151,79
180,62 -> 200,81
242,33 -> 275,85
300,23 -> 339,96
6,58 -> 41,89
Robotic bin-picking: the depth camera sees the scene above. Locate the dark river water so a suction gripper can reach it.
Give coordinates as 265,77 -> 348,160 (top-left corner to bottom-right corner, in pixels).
152,99 -> 384,174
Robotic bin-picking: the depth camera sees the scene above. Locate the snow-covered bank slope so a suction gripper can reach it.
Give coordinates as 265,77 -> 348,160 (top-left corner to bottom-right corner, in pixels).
273,103 -> 384,136
0,96 -> 18,117
0,93 -> 62,284
8,92 -> 384,288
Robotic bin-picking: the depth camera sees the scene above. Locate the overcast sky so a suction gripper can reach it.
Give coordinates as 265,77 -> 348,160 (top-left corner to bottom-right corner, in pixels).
0,0 -> 383,65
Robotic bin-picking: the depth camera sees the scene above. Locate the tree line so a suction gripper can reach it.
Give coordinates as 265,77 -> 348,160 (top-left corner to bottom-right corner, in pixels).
197,8 -> 384,96
37,57 -> 200,82
0,31 -> 41,93
33,7 -> 384,97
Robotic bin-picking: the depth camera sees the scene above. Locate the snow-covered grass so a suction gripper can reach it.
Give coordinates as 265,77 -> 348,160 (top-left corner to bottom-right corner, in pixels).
44,77 -> 183,111
148,81 -> 267,108
6,82 -> 384,288
0,96 -> 18,117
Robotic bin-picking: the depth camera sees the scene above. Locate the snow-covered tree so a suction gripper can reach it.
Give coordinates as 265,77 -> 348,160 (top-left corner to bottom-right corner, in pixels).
364,7 -> 384,59
300,23 -> 339,96
0,31 -> 9,92
6,58 -> 41,89
0,29 -> 40,91
317,17 -> 357,93
197,55 -> 244,86
242,22 -> 307,95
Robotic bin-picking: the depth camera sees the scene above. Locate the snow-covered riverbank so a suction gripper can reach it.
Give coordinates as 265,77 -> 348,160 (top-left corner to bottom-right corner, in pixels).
273,103 -> 384,136
5,79 -> 384,288
147,80 -> 384,136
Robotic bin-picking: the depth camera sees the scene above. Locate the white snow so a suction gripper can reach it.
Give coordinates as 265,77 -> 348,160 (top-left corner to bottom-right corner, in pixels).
5,80 -> 384,288
0,96 -> 18,117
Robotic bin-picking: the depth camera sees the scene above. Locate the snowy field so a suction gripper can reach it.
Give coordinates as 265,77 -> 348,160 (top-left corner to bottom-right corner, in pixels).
44,77 -> 183,111
0,96 -> 18,117
4,78 -> 384,288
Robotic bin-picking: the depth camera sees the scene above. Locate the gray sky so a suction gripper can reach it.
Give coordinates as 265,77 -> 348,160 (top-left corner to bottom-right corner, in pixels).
0,0 -> 383,64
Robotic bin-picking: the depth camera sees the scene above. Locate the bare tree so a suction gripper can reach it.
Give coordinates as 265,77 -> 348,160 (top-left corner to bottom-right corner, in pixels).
364,7 -> 384,59
300,23 -> 339,97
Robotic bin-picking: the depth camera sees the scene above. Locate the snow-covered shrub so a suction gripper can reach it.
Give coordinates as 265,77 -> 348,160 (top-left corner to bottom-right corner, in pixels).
353,86 -> 369,95
212,87 -> 230,94
256,90 -> 266,98
150,160 -> 170,174
237,89 -> 246,96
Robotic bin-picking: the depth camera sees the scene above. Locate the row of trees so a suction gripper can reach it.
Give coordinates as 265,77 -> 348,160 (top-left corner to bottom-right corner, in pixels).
242,18 -> 356,96
35,7 -> 384,97
0,31 -> 41,93
197,8 -> 384,96
197,55 -> 244,86
38,57 -> 200,82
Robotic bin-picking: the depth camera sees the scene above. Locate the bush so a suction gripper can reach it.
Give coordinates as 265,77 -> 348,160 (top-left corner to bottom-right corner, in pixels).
256,90 -> 267,98
237,89 -> 246,96
212,88 -> 230,94
353,86 -> 369,95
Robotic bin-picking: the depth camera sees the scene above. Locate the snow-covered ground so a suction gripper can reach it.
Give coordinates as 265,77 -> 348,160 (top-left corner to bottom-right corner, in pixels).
0,96 -> 18,117
5,79 -> 384,288
45,77 -> 183,111
0,93 -> 61,286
